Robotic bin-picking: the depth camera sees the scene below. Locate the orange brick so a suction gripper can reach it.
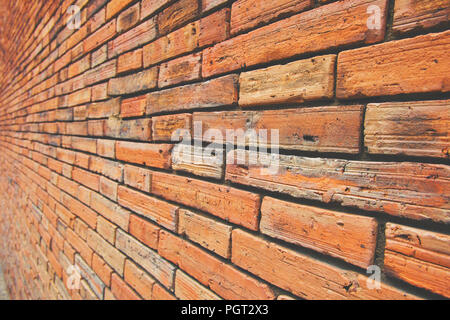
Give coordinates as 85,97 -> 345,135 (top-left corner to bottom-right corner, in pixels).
84,19 -> 116,53
108,67 -> 158,95
151,171 -> 260,230
199,8 -> 229,47
111,273 -> 141,300
158,0 -> 199,35
129,214 -> 160,250
120,95 -> 147,118
337,31 -> 450,99
106,0 -> 134,20
203,0 -> 388,77
158,52 -> 201,87
158,230 -> 275,299
115,141 -> 172,169
175,269 -> 221,300
92,253 -> 113,286
123,164 -> 152,192
232,229 -> 417,300
117,49 -> 143,74
117,3 -> 140,33
231,0 -> 312,35
124,260 -> 155,300
117,185 -> 177,232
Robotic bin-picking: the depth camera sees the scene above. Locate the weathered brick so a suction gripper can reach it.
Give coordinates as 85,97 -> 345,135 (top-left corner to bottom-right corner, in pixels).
171,145 -> 224,179
232,229 -> 418,300
108,67 -> 158,95
393,0 -> 450,34
239,55 -> 335,106
106,0 -> 134,20
178,209 -> 232,258
120,95 -> 147,118
231,0 -> 312,35
151,113 -> 192,141
146,74 -> 238,114
141,0 -> 170,19
72,167 -> 100,191
261,197 -> 378,268
384,223 -> 450,298
143,21 -> 200,67
199,8 -> 229,47
92,253 -> 113,287
115,229 -> 175,288
99,176 -> 118,201
124,259 -> 155,300
175,269 -> 221,300
158,52 -> 202,87
109,18 -> 157,57
117,185 -> 178,232
337,31 -> 450,99
85,59 -> 117,86
84,19 -> 116,53
90,191 -> 130,230
203,0 -> 387,77
111,273 -> 141,300
117,48 -> 142,74
75,254 -> 105,299
129,214 -> 160,250
67,87 -> 91,107
87,229 -> 126,276
151,171 -> 261,230
123,165 -> 152,192
202,0 -> 227,12
158,230 -> 275,299
117,3 -> 140,33
105,117 -> 151,141
364,100 -> 450,158
88,98 -> 121,119
97,139 -> 115,158
194,106 -> 363,153
158,0 -> 199,35
115,141 -> 172,169
97,215 -> 117,244
68,55 -> 91,78
152,283 -> 176,300
226,151 -> 450,223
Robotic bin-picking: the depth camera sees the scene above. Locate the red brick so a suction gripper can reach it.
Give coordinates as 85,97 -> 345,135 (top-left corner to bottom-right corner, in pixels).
72,167 -> 100,191
61,193 -> 98,229
97,139 -> 115,158
91,83 -> 108,101
68,55 -> 91,78
90,191 -> 130,230
231,0 -> 312,35
151,171 -> 261,230
203,0 -> 388,77
159,52 -> 202,88
115,141 -> 172,169
129,214 -> 160,250
97,215 -> 117,244
152,283 -> 176,300
202,0 -> 227,12
146,74 -> 238,114
158,230 -> 275,299
99,176 -> 118,201
67,87 -> 91,107
337,31 -> 450,99
117,186 -> 178,232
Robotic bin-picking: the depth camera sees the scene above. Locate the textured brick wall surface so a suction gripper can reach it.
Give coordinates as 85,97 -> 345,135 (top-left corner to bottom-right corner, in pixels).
0,0 -> 448,300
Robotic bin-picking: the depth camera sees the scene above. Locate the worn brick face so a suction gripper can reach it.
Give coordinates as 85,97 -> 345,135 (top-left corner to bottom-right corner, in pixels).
0,0 -> 448,302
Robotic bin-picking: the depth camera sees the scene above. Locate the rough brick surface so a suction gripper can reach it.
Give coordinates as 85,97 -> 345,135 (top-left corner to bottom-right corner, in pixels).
0,0 -> 448,301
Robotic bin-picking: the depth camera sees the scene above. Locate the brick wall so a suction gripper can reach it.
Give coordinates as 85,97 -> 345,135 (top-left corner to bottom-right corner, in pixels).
0,0 -> 448,300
